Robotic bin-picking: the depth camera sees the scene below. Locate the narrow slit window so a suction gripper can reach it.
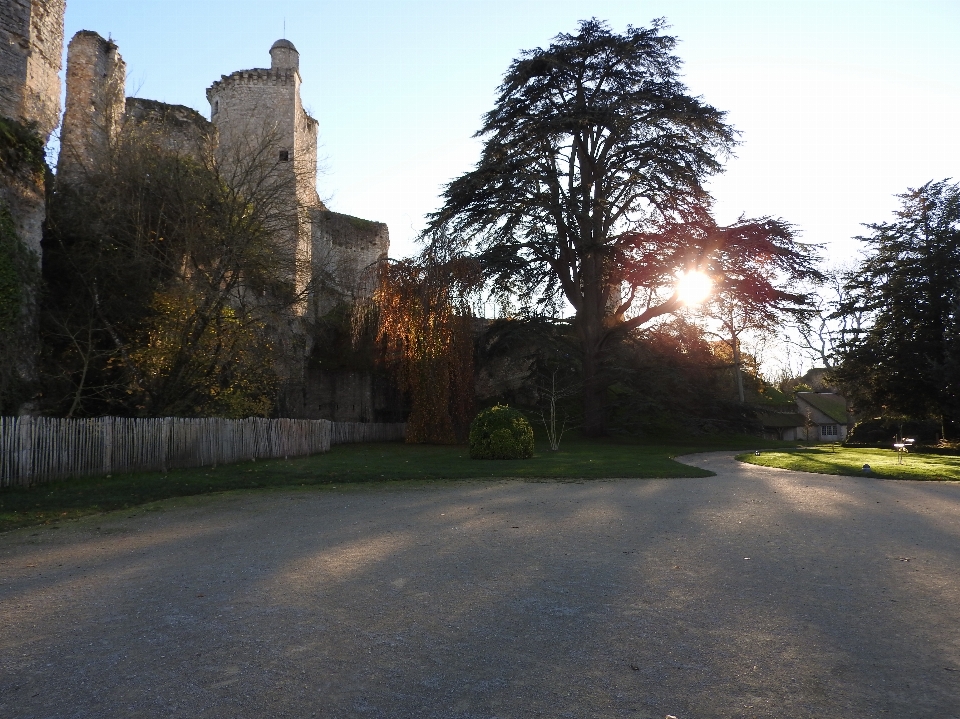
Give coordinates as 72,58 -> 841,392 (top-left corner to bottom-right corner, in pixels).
279,150 -> 290,162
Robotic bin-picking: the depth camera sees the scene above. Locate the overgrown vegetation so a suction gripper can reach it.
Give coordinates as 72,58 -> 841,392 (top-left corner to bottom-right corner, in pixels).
0,117 -> 44,413
0,203 -> 39,413
473,315 -> 768,439
604,320 -> 761,435
40,125 -> 297,417
356,257 -> 478,443
0,116 -> 46,176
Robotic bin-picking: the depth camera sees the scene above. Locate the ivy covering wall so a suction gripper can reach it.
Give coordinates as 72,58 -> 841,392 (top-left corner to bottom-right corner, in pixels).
0,116 -> 46,176
0,202 -> 39,412
0,116 -> 44,413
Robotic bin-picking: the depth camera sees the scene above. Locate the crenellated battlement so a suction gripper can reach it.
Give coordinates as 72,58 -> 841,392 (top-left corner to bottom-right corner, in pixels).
205,67 -> 299,101
53,34 -> 390,419
2,10 -> 393,418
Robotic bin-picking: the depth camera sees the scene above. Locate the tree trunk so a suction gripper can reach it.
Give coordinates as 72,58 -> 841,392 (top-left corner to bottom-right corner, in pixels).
576,253 -> 612,436
581,346 -> 607,436
732,339 -> 745,404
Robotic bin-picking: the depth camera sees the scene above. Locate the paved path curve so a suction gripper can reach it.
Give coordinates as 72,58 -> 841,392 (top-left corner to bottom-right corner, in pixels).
2,452 -> 960,718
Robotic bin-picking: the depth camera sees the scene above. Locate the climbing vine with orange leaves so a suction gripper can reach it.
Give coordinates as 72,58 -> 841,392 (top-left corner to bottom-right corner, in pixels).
356,257 -> 479,444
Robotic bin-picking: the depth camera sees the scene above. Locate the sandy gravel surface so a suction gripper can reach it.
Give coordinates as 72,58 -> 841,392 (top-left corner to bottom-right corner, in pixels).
2,452 -> 960,718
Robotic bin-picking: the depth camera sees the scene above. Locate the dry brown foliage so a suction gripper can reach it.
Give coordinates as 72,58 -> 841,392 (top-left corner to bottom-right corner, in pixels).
357,258 -> 480,443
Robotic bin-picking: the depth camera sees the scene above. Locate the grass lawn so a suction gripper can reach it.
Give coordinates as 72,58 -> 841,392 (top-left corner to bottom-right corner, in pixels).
1,434 -> 788,532
739,446 -> 960,482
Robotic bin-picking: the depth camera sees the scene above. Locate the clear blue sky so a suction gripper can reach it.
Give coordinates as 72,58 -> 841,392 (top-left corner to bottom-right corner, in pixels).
61,1 -> 960,263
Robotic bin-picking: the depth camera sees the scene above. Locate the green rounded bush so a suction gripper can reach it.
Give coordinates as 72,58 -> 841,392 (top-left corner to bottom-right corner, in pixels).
469,405 -> 534,460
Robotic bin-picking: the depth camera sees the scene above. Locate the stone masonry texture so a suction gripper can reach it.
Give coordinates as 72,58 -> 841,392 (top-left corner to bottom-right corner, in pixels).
207,40 -> 322,305
0,0 -> 66,254
57,30 -> 126,184
123,97 -> 214,160
0,0 -> 64,139
52,31 -> 392,419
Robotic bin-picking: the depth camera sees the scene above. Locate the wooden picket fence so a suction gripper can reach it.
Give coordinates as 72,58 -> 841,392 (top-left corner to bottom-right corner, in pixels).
0,416 -> 406,487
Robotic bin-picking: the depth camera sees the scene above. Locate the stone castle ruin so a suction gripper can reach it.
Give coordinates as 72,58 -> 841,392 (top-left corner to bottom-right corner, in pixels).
0,0 -> 65,411
57,32 -> 389,323
205,39 -> 389,319
0,0 -> 65,257
0,0 -> 396,420
55,31 -> 394,420
0,0 -> 63,139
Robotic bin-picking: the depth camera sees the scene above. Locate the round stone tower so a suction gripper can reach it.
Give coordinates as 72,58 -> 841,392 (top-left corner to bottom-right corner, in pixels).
206,40 -> 320,315
206,39 -> 318,206
269,38 -> 299,72
58,31 -> 126,184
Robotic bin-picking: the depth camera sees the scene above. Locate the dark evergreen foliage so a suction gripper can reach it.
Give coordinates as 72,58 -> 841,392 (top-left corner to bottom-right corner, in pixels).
605,320 -> 761,435
833,180 -> 960,436
469,405 -> 535,459
423,19 -> 820,434
473,316 -> 762,437
0,116 -> 45,413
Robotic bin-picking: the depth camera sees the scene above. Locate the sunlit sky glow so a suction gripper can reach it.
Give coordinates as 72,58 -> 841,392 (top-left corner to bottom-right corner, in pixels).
676,271 -> 713,306
61,1 -> 959,268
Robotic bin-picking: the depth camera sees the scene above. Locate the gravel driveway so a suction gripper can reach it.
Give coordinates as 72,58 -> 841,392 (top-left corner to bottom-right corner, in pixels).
2,452 -> 960,718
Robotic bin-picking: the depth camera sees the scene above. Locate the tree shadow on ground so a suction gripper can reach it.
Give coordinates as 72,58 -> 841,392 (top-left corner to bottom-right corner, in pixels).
2,460 -> 960,718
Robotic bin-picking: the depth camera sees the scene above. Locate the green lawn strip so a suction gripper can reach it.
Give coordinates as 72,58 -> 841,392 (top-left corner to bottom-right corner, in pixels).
738,447 -> 960,481
1,435 -> 790,532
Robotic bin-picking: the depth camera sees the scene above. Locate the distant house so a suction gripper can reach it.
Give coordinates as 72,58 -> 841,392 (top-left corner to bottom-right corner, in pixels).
798,367 -> 838,393
759,392 -> 850,442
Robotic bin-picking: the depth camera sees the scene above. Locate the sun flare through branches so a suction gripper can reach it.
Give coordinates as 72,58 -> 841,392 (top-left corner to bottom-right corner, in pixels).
675,270 -> 713,306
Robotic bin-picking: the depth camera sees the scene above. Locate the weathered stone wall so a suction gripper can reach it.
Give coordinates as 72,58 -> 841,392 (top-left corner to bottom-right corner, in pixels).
205,40 -> 320,207
57,31 -> 126,184
0,0 -> 64,410
51,33 -> 395,420
299,369 -> 405,423
206,41 -> 321,307
124,97 -> 214,160
0,0 -> 64,139
0,155 -> 44,258
305,211 -> 389,422
206,68 -> 298,173
0,0 -> 65,255
310,210 -> 389,317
